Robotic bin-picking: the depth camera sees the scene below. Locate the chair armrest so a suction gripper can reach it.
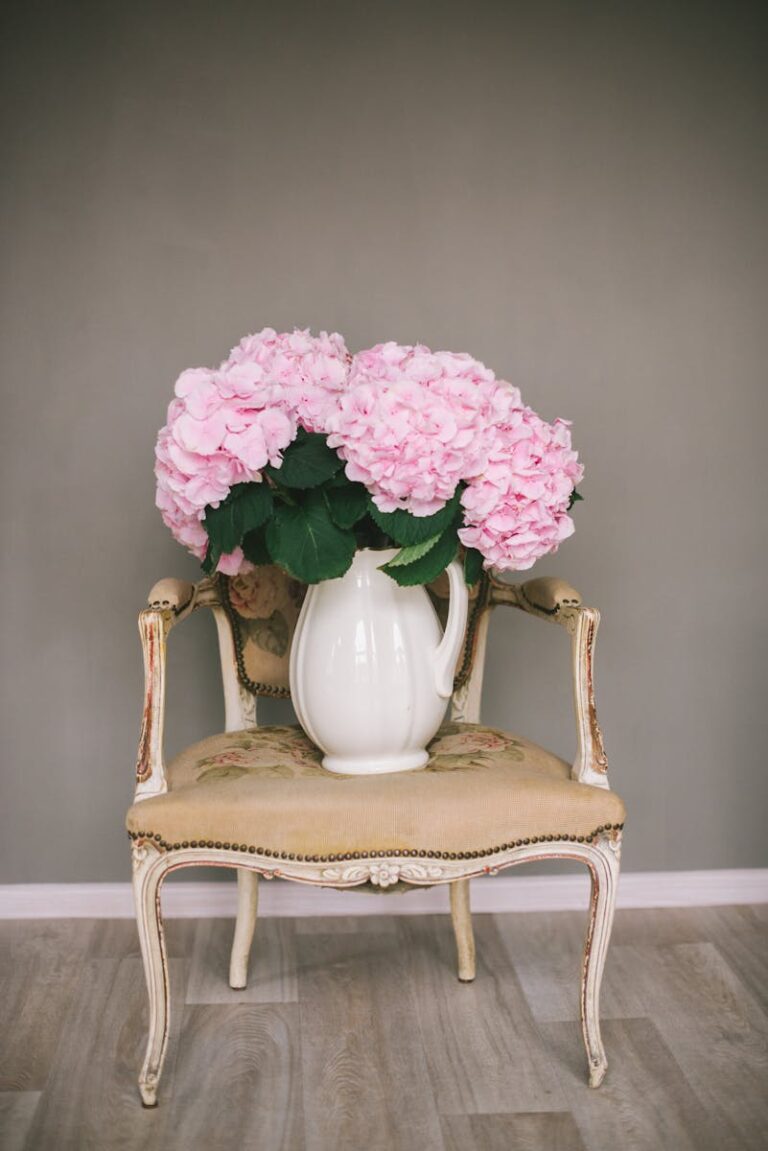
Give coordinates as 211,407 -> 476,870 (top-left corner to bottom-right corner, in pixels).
489,574 -> 582,617
134,576 -> 219,801
488,573 -> 609,788
147,577 -> 196,613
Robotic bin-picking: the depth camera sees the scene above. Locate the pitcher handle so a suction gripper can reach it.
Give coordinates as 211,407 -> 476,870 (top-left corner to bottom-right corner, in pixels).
433,559 -> 470,699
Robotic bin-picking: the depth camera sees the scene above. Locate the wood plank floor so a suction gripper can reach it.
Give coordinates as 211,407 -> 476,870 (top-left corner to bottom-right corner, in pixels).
1,905 -> 766,1151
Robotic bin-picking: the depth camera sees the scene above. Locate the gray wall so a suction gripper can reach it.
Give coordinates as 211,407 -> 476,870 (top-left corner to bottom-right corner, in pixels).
2,0 -> 766,883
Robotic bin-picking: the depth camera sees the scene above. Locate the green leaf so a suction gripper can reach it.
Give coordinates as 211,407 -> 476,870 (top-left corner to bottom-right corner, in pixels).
381,522 -> 459,586
367,488 -> 462,546
276,432 -> 343,489
353,513 -> 392,551
202,482 -> 274,573
568,488 -> 584,510
204,498 -> 240,558
236,482 -> 274,533
463,546 -> 484,586
201,540 -> 218,576
242,526 -> 272,565
324,483 -> 369,529
266,491 -> 357,583
384,534 -> 442,568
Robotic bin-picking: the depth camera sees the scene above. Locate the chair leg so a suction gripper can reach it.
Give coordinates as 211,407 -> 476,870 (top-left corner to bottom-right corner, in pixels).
229,869 -> 259,989
132,843 -> 170,1107
581,835 -> 621,1087
450,878 -> 476,982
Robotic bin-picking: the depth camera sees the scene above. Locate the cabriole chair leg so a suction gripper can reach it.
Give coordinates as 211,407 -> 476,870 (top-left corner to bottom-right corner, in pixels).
581,835 -> 621,1087
450,878 -> 476,982
132,844 -> 170,1107
230,869 -> 259,989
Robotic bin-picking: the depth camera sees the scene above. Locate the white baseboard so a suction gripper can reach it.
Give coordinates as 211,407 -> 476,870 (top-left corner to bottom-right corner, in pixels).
0,869 -> 765,919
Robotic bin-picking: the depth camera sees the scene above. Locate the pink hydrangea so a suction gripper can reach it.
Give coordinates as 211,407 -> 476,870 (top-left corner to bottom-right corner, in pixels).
155,329 -> 583,579
225,327 -> 350,434
326,342 -> 521,516
458,410 -> 584,571
155,328 -> 349,572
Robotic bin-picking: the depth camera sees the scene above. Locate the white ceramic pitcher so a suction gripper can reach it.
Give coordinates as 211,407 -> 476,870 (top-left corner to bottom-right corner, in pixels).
289,548 -> 469,775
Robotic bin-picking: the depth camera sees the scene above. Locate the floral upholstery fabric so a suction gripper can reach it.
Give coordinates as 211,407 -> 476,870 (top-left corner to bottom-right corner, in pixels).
126,723 -> 625,858
222,567 -> 306,695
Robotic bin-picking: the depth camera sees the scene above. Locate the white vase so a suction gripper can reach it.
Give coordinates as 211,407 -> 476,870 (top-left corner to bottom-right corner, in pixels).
289,548 -> 469,775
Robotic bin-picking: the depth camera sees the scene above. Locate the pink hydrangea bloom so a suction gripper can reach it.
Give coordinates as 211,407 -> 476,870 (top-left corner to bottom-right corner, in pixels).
326,342 -> 521,516
155,329 -> 582,578
458,410 -> 584,571
224,327 -> 350,434
155,328 -> 349,573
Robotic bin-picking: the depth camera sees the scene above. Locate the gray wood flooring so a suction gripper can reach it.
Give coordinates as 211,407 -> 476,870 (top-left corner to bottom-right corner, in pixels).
1,904 -> 766,1151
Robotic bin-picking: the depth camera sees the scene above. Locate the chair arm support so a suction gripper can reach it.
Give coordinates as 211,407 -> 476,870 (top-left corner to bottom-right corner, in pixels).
134,576 -> 220,801
488,573 -> 609,788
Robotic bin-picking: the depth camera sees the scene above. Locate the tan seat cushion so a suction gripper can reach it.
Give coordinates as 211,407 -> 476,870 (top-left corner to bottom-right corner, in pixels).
127,724 -> 625,860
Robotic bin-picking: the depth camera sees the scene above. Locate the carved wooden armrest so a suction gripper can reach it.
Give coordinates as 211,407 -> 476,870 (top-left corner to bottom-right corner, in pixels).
135,576 -> 220,801
488,573 -> 609,788
147,577 -> 196,614
489,575 -> 582,617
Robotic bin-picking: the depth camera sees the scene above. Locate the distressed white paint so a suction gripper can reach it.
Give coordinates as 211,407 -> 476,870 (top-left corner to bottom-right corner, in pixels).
450,878 -> 476,982
229,870 -> 259,990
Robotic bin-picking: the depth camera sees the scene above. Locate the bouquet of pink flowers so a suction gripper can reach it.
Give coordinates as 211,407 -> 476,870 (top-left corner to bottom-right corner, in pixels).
155,328 -> 583,586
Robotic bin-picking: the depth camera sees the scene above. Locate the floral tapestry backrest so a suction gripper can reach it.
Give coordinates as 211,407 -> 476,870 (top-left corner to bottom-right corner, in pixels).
219,566 -> 490,699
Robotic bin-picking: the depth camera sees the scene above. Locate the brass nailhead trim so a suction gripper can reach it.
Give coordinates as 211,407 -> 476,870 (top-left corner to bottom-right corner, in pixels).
128,822 -> 624,860
220,574 -> 296,700
450,573 -> 492,688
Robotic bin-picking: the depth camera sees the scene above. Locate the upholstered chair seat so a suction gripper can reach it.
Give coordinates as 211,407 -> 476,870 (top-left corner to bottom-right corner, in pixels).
127,722 -> 625,864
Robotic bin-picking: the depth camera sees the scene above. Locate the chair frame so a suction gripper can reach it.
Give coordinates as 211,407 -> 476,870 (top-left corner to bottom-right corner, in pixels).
131,571 -> 621,1106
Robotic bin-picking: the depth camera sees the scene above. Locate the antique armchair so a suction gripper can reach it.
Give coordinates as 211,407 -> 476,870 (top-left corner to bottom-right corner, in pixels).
128,566 -> 625,1106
